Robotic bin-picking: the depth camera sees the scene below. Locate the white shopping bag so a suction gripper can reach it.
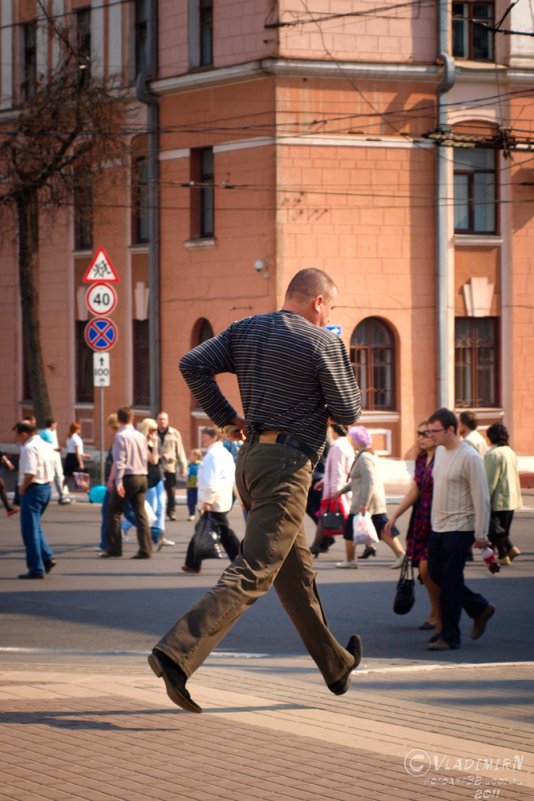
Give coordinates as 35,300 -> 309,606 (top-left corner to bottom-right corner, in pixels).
352,512 -> 379,545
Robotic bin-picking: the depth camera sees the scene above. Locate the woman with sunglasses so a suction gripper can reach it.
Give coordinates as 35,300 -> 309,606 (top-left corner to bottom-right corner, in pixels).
385,421 -> 441,632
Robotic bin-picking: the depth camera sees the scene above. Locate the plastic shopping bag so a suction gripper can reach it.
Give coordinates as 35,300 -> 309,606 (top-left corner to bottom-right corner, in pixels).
352,512 -> 379,545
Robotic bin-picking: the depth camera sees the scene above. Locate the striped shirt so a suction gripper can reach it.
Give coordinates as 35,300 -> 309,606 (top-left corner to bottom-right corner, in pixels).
431,442 -> 490,540
180,310 -> 361,457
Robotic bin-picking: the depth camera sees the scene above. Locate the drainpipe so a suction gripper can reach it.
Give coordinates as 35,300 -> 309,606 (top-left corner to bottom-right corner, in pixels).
136,0 -> 160,415
436,0 -> 455,408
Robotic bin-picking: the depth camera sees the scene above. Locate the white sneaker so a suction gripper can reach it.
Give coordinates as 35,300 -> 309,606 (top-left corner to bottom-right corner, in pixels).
187,515 -> 196,521
335,560 -> 358,569
390,555 -> 405,569
162,538 -> 175,546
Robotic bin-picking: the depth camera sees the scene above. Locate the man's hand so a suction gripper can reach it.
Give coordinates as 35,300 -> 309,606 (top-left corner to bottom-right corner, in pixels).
202,503 -> 212,512
224,415 -> 246,441
117,483 -> 126,498
474,538 -> 490,549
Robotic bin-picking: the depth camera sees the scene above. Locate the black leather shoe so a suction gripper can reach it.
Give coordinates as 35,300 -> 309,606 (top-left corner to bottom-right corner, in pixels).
148,649 -> 202,713
327,634 -> 363,696
131,552 -> 151,559
99,552 -> 122,558
44,559 -> 56,574
18,572 -> 44,580
357,545 -> 376,560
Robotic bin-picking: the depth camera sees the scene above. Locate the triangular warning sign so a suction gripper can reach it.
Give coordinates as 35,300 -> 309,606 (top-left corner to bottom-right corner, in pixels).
82,247 -> 120,283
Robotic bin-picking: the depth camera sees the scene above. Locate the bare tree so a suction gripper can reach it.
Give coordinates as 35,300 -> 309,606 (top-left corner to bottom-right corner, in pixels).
0,9 -> 129,425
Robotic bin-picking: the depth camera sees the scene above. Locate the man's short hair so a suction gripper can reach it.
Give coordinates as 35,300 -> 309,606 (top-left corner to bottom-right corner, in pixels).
487,423 -> 509,446
13,421 -> 37,435
428,407 -> 458,433
459,411 -> 477,431
45,417 -> 56,428
285,268 -> 337,302
117,406 -> 133,425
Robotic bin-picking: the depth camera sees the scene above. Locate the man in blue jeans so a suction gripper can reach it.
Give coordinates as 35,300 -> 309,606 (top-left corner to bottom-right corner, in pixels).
427,408 -> 495,651
14,421 -> 56,579
149,268 -> 363,712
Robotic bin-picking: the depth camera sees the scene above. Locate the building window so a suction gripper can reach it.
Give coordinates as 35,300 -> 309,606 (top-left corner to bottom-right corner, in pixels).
135,0 -> 148,77
75,320 -> 93,403
190,147 -> 214,239
350,318 -> 395,411
199,0 -> 213,66
132,156 -> 149,244
191,318 -> 214,347
76,8 -> 91,86
132,319 -> 150,406
22,21 -> 37,100
453,2 -> 494,61
455,317 -> 499,407
73,169 -> 93,250
454,148 -> 496,234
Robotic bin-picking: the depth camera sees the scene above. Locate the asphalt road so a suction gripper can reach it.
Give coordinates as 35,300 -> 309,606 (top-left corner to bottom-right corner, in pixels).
2,496 -> 533,666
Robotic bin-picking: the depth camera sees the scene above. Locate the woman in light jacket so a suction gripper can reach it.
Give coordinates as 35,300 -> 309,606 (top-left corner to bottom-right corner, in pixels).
335,425 -> 405,569
485,423 -> 522,565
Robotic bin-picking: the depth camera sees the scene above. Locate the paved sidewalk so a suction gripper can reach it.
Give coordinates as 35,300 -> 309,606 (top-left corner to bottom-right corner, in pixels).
0,652 -> 533,801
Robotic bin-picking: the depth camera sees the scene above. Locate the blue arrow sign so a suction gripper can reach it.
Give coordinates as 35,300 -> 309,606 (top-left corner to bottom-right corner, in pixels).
326,325 -> 342,336
84,316 -> 118,351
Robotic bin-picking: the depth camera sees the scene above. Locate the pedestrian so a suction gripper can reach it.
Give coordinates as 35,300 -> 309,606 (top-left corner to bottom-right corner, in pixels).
97,413 -> 121,554
181,427 -> 239,574
384,421 -> 441,631
104,406 -> 152,559
186,448 -> 203,521
309,423 -> 353,558
426,408 -> 495,651
335,425 -> 405,569
149,268 -> 363,712
156,411 -> 188,521
63,421 -> 91,492
485,423 -> 522,566
1,450 -> 18,516
459,411 -> 488,457
13,421 -> 56,579
39,418 -> 71,505
119,418 -> 174,550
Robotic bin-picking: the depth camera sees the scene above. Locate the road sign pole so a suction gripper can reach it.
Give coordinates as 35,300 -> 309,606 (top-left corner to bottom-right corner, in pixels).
100,384 -> 105,486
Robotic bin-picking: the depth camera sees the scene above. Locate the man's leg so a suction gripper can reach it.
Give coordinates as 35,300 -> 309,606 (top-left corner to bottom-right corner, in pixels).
273,523 -> 356,684
106,489 -> 124,555
155,443 -> 354,682
126,476 -> 152,557
19,486 -> 46,575
35,485 -> 53,563
164,471 -> 176,519
436,532 -> 471,648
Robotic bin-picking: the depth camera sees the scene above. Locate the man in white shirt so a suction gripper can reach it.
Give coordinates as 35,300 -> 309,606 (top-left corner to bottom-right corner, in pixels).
181,427 -> 239,573
427,408 -> 495,651
39,418 -> 71,505
14,421 -> 56,579
459,411 -> 488,457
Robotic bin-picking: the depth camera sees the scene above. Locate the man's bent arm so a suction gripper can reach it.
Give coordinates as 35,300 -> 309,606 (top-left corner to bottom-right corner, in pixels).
180,329 -> 238,428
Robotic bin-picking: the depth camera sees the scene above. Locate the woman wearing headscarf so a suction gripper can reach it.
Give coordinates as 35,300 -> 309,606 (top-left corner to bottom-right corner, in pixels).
335,425 -> 405,569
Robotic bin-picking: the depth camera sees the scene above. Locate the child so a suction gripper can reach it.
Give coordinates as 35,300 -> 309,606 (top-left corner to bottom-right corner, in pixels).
186,449 -> 203,520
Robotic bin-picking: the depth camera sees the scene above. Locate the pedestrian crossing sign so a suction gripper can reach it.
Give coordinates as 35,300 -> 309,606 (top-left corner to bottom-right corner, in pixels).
82,247 -> 120,283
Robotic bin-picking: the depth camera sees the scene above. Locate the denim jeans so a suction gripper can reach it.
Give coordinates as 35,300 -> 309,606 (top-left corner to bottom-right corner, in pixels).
157,441 -> 355,685
428,530 -> 488,647
20,483 -> 53,575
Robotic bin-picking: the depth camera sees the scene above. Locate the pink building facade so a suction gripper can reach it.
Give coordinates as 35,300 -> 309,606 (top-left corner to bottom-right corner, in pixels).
1,0 -> 534,468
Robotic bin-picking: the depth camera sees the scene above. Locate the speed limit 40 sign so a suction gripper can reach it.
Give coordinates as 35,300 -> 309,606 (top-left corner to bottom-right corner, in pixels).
85,282 -> 118,316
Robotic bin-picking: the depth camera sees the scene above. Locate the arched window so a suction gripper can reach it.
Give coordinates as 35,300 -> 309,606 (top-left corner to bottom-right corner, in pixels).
350,318 -> 395,411
191,318 -> 214,347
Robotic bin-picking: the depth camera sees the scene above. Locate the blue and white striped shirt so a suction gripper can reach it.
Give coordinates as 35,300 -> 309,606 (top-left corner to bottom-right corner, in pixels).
180,310 -> 361,457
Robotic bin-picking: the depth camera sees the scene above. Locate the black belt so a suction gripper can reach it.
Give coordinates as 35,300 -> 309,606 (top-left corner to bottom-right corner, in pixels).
249,431 -> 317,465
